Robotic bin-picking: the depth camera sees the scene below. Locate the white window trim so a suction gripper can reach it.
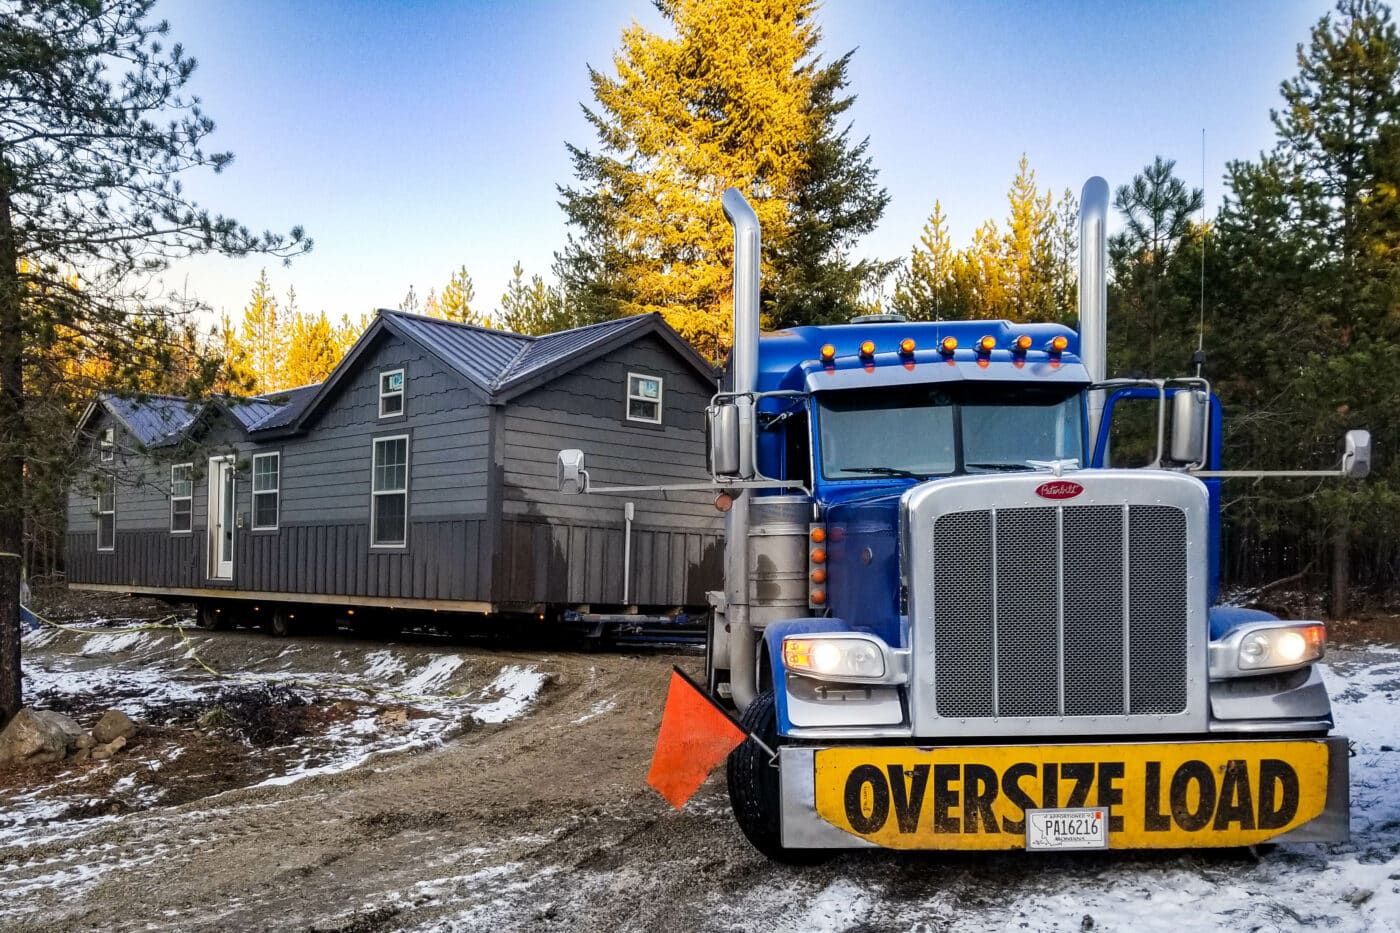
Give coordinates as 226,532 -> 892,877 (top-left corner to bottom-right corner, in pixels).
379,368 -> 405,418
370,434 -> 409,548
251,451 -> 280,531
99,427 -> 115,462
170,463 -> 193,534
626,372 -> 664,424
97,474 -> 116,551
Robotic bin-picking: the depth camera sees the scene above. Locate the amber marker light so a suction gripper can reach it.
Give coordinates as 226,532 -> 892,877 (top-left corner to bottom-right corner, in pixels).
1014,335 -> 1033,354
820,344 -> 837,363
940,336 -> 958,355
810,589 -> 827,606
977,335 -> 996,354
810,527 -> 827,543
714,492 -> 734,513
810,568 -> 827,584
859,340 -> 876,358
1049,335 -> 1069,354
899,337 -> 916,356
811,546 -> 827,564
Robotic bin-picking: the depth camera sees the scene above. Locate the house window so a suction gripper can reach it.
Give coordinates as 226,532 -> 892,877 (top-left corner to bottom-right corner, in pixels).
97,475 -> 116,551
252,452 -> 280,530
371,436 -> 408,547
170,463 -> 193,533
379,369 -> 405,418
626,373 -> 663,424
100,427 -> 115,462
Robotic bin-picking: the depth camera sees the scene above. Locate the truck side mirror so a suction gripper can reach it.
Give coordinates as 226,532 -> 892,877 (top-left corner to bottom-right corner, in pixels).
1169,389 -> 1208,465
556,449 -> 587,494
707,403 -> 741,477
1343,429 -> 1371,479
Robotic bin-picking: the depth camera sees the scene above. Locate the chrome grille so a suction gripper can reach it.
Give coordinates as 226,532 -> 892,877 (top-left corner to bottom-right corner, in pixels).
933,504 -> 1189,719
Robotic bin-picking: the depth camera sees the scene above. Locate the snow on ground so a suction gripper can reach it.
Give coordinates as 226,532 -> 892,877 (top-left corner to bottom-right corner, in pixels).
6,620 -> 550,853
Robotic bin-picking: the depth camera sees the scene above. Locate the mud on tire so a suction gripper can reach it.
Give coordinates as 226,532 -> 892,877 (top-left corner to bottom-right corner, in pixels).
726,691 -> 829,864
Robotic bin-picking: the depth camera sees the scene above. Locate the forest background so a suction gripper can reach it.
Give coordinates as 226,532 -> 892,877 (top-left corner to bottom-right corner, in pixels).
5,0 -> 1397,652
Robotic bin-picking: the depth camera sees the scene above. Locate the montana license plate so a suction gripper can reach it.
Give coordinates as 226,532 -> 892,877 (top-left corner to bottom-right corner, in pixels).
1025,807 -> 1109,850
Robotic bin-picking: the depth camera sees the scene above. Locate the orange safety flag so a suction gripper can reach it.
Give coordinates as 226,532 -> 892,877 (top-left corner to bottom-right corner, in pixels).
646,667 -> 749,809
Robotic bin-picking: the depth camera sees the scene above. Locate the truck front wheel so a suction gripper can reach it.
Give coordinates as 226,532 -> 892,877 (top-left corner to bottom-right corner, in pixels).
726,691 -> 828,864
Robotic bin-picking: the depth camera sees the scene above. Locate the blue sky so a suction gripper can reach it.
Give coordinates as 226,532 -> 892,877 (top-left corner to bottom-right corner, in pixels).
159,0 -> 1334,323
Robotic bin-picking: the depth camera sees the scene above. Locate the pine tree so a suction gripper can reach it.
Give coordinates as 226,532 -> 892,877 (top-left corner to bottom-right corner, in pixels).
497,263 -> 573,336
556,0 -> 887,358
1002,155 -> 1057,321
238,270 -> 286,392
891,202 -> 956,319
0,0 -> 308,723
423,265 -> 484,325
284,311 -> 341,387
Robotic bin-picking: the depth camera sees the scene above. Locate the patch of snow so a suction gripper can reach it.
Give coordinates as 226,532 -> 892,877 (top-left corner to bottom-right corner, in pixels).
400,654 -> 465,696
79,630 -> 158,655
571,695 -> 618,724
363,649 -> 408,681
471,665 -> 548,724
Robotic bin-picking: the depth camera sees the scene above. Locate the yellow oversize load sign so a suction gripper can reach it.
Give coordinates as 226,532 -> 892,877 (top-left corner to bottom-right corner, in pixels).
813,741 -> 1330,850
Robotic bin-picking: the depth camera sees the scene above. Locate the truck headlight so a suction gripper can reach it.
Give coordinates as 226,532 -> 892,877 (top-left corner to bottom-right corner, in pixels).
784,635 -> 886,679
1211,621 -> 1326,678
1238,624 -> 1325,671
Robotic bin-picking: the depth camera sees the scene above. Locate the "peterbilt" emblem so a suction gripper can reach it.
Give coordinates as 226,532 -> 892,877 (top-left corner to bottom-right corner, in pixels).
1035,481 -> 1083,500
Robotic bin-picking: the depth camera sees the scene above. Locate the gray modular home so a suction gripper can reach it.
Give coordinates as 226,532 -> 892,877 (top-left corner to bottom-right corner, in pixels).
66,311 -> 723,619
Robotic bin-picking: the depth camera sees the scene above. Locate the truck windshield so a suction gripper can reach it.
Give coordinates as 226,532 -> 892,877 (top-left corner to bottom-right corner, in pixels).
817,383 -> 1084,480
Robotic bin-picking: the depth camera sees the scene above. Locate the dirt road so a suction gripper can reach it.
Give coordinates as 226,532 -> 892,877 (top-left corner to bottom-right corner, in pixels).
3,601 -> 1398,932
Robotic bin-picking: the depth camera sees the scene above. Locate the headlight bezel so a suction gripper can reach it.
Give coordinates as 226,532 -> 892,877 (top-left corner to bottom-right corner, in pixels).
781,632 -> 907,684
1209,621 -> 1326,678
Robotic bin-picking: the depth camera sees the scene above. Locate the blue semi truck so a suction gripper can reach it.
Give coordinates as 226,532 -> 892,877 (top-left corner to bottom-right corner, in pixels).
558,179 -> 1369,861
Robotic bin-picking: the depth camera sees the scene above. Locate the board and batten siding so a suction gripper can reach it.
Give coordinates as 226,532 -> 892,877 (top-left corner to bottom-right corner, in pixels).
67,332 -> 494,602
496,332 -> 723,606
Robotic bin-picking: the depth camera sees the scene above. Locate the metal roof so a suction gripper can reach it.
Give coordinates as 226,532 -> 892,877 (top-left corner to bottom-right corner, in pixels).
497,316 -> 653,390
99,394 -> 201,447
246,384 -> 321,431
382,312 -> 532,392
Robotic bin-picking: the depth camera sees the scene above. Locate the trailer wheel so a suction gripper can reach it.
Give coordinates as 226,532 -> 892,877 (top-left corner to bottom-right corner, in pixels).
196,602 -> 230,631
726,691 -> 829,864
267,607 -> 298,638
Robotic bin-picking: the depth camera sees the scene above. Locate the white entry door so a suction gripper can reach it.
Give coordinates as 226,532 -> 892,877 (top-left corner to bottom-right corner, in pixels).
207,456 -> 235,580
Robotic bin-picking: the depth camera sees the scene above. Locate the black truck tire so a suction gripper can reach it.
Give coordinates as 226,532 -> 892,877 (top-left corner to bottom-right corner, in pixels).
267,607 -> 297,638
726,691 -> 829,864
196,602 -> 230,631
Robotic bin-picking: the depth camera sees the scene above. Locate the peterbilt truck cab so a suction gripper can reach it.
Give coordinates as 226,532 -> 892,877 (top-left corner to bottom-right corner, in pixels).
704,181 -> 1363,860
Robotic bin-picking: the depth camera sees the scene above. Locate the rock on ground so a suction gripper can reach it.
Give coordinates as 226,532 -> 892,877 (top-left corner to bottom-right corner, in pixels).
0,708 -> 68,766
92,709 -> 136,745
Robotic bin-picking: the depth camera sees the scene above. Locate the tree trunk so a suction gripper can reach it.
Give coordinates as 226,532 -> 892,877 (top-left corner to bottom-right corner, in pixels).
0,171 -> 23,726
1329,517 -> 1350,621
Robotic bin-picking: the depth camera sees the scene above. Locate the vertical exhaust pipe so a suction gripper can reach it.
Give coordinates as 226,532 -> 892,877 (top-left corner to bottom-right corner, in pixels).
1079,177 -> 1109,443
721,188 -> 759,712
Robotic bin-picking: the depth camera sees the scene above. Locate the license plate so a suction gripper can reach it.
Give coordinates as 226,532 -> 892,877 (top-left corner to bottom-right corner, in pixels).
1025,807 -> 1109,850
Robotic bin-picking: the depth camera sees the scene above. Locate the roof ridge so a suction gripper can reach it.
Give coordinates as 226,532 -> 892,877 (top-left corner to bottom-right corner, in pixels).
379,308 -> 532,341
494,338 -> 537,390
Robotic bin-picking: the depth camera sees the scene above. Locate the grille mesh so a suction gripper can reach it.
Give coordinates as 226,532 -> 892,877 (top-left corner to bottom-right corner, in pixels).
932,503 -> 1189,719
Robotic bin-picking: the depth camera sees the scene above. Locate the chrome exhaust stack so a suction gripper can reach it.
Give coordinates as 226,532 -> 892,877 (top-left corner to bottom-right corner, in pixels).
1079,177 -> 1110,442
721,188 -> 760,712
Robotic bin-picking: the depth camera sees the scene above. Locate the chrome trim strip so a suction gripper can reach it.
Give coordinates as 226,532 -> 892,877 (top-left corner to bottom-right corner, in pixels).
990,506 -> 999,715
1122,502 -> 1131,714
1056,505 -> 1065,716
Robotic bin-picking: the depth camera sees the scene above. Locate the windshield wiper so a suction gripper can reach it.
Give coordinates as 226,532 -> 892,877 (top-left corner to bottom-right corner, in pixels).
965,462 -> 1033,472
839,466 -> 931,480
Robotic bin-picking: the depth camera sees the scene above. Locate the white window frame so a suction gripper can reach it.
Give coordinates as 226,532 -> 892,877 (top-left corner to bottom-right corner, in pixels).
379,368 -> 405,418
370,435 -> 409,548
97,474 -> 116,551
100,427 -> 115,462
170,463 -> 193,534
251,452 -> 280,531
626,372 -> 664,424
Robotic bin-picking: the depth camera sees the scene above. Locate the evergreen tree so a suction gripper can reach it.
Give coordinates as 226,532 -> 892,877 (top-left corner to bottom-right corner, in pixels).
284,311 -> 341,387
238,270 -> 286,392
891,202 -> 956,319
556,0 -> 887,358
0,0 -> 308,722
423,265 -> 483,325
496,263 -> 573,336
